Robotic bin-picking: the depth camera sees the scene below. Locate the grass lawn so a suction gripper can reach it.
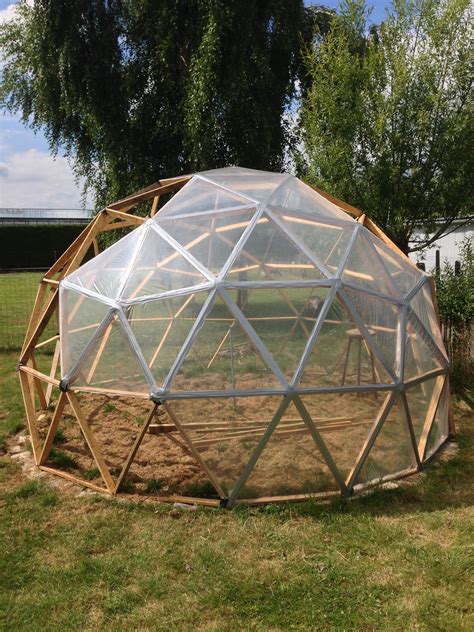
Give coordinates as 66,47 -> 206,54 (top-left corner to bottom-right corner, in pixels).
0,350 -> 473,631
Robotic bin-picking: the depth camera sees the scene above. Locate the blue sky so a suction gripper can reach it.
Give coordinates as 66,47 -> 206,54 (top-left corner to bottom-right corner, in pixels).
0,0 -> 391,208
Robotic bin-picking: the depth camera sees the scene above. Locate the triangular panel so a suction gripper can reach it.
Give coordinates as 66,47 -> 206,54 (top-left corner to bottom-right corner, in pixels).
156,208 -> 257,276
424,379 -> 449,460
238,400 -> 339,499
170,294 -> 282,393
342,229 -> 400,297
65,224 -> 145,298
344,287 -> 400,374
59,286 -> 111,378
404,313 -> 444,380
198,166 -> 288,202
271,209 -> 354,275
409,283 -> 447,358
404,377 -> 440,447
127,291 -> 205,388
169,395 -> 284,497
355,396 -> 416,485
158,176 -> 254,217
299,293 -> 393,388
224,214 -> 326,282
301,392 -> 383,482
268,176 -> 352,223
119,226 -> 210,299
368,233 -> 424,296
226,286 -> 330,382
71,314 -> 149,396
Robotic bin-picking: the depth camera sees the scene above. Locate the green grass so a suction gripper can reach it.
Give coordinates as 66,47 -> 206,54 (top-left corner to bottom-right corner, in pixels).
0,351 -> 473,631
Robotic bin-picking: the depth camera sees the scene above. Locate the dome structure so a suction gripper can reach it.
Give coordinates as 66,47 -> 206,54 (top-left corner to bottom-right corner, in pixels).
18,167 -> 451,506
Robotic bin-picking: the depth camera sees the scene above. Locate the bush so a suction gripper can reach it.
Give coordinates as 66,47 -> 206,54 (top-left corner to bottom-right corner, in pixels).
434,238 -> 474,391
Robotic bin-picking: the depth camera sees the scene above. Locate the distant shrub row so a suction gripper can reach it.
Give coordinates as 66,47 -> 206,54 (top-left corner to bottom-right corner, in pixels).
0,224 -> 86,269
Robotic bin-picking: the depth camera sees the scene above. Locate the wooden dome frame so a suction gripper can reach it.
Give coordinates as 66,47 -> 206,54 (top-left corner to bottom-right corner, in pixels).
17,173 -> 453,507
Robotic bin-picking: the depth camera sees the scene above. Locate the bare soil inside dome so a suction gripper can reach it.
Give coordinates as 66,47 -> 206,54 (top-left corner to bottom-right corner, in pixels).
34,373 -> 406,500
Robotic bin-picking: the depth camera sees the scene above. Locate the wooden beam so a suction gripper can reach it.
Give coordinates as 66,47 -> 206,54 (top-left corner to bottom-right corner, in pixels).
107,177 -> 190,212
114,405 -> 157,493
66,392 -> 115,492
19,363 -> 60,387
105,208 -> 147,224
163,402 -> 226,498
38,392 -> 67,465
18,370 -> 41,464
38,466 -> 109,494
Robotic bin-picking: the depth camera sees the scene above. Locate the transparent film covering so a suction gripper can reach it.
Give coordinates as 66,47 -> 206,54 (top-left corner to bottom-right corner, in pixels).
158,175 -> 255,217
70,313 -> 150,395
367,233 -> 423,296
170,294 -> 283,393
156,208 -> 257,276
270,209 -> 354,275
342,229 -> 400,297
404,376 -> 440,448
424,377 -> 449,459
66,224 -> 145,298
224,213 -> 326,282
238,399 -> 339,499
344,287 -> 401,374
409,283 -> 447,358
268,176 -> 352,223
169,395 -> 284,497
299,293 -> 393,388
119,225 -> 209,299
127,291 -> 206,388
301,392 -> 383,482
226,287 -> 330,382
404,313 -> 444,380
60,285 -> 111,378
199,166 -> 288,202
355,396 -> 416,485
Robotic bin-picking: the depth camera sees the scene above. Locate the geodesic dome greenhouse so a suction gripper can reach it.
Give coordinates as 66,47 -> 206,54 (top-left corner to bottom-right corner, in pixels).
19,167 -> 451,506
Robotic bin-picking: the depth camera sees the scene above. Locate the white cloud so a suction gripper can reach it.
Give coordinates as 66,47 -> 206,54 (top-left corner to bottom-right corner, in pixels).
0,1 -> 33,25
0,149 -> 92,208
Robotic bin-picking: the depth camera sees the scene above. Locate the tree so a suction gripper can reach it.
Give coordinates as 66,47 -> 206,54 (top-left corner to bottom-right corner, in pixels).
0,0 -> 308,208
298,0 -> 473,254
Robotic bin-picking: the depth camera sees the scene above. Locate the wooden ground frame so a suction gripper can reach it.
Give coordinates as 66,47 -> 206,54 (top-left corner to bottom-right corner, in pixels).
17,170 -> 452,507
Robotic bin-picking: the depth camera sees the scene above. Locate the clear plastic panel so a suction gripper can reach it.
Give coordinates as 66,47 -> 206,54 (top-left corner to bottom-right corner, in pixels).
424,379 -> 449,459
267,176 -> 352,223
170,294 -> 282,393
158,176 -> 254,217
271,209 -> 354,275
60,285 -> 111,378
169,395 -> 283,496
156,208 -> 257,276
226,287 -> 330,382
367,233 -> 423,296
355,396 -> 415,485
404,377 -> 439,447
344,288 -> 401,374
119,226 -> 209,299
409,283 -> 447,358
404,313 -> 443,380
71,314 -> 149,395
238,400 -> 339,499
65,224 -> 145,298
342,229 -> 400,297
127,291 -> 205,388
224,214 -> 326,282
198,166 -> 288,202
300,392 -> 384,482
299,293 -> 393,388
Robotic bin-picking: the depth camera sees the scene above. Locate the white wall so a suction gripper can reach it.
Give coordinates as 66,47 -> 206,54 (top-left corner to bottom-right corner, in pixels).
409,219 -> 473,273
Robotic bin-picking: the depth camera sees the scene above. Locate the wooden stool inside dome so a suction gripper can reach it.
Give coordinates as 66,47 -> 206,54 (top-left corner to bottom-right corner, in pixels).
340,327 -> 378,395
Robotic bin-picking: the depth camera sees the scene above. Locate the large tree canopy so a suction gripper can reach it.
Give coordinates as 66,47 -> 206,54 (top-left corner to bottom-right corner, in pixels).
0,0 -> 310,207
299,0 -> 473,253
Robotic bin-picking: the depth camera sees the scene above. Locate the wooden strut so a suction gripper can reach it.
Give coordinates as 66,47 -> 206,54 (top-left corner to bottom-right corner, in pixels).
17,171 -> 451,506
